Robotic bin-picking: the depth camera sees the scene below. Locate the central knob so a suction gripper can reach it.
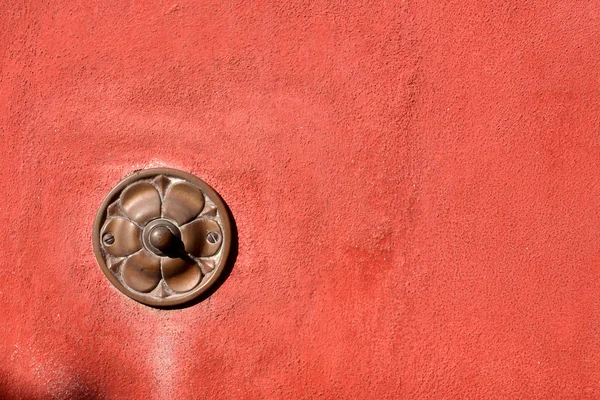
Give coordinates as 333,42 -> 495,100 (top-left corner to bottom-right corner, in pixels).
149,226 -> 175,251
142,218 -> 181,256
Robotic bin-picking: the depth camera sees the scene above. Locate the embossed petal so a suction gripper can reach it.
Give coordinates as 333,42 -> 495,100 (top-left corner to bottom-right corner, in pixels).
162,257 -> 202,293
121,182 -> 161,225
162,182 -> 205,225
102,218 -> 142,257
122,250 -> 161,293
181,219 -> 223,257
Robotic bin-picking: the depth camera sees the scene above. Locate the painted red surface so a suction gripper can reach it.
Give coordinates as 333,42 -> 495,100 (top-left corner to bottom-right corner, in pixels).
1,0 -> 600,398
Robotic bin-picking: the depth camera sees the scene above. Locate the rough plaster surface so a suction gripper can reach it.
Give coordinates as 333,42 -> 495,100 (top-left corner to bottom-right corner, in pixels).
1,0 -> 600,398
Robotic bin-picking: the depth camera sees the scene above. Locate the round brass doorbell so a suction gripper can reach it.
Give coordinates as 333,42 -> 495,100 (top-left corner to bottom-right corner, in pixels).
93,168 -> 232,307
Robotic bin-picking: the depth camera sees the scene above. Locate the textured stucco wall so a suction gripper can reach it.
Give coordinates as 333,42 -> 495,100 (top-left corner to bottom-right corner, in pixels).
1,0 -> 600,398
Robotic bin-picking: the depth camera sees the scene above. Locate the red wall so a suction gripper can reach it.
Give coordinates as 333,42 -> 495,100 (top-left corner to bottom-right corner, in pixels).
2,1 -> 600,398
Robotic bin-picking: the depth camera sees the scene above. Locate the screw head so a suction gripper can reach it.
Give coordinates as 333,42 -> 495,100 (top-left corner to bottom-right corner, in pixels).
103,233 -> 115,246
206,231 -> 220,244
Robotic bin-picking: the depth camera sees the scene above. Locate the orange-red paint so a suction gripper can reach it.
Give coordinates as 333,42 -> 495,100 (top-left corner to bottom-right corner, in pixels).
1,0 -> 600,398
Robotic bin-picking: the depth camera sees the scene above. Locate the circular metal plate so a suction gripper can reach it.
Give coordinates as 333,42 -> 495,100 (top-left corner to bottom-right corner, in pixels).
93,168 -> 232,307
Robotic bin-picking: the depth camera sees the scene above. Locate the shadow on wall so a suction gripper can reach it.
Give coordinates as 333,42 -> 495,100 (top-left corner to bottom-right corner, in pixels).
0,372 -> 106,400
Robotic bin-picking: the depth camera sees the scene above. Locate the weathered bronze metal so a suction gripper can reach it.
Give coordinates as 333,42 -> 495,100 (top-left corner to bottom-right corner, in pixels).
93,168 -> 232,307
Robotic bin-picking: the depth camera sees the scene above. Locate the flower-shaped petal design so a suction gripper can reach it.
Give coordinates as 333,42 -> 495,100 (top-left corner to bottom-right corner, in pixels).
122,250 -> 161,293
103,218 -> 142,257
121,182 -> 161,225
94,168 -> 232,306
162,257 -> 202,292
163,182 -> 205,225
181,219 -> 223,257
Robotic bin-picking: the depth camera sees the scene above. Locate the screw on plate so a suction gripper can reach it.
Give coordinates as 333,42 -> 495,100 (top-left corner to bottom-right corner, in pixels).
206,231 -> 220,244
103,233 -> 115,246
